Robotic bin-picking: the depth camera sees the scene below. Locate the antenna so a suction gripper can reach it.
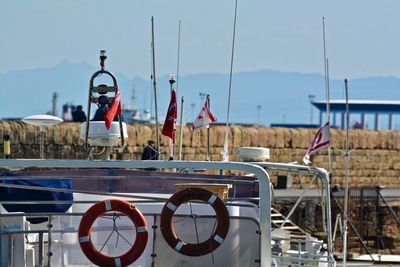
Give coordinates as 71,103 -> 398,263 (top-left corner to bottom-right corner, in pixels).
322,17 -> 333,177
342,78 -> 350,267
176,20 -> 181,97
178,96 -> 184,160
151,16 -> 160,157
22,115 -> 63,159
222,0 -> 239,162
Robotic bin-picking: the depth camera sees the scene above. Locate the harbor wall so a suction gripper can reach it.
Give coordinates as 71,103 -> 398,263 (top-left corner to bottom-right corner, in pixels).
1,121 -> 400,254
1,121 -> 399,188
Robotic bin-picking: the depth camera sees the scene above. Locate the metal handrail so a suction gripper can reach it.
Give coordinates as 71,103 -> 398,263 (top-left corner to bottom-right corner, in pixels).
0,159 -> 336,267
0,159 -> 273,267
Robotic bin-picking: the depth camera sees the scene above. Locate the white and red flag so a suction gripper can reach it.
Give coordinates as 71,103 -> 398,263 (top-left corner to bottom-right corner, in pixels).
104,88 -> 122,129
303,122 -> 331,165
162,90 -> 178,142
192,98 -> 216,131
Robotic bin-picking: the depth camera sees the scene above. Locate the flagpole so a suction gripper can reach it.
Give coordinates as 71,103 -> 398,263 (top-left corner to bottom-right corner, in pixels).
322,17 -> 333,178
178,96 -> 184,160
176,20 -> 181,98
222,0 -> 238,162
342,78 -> 350,267
206,95 -> 211,161
169,74 -> 176,160
151,16 -> 160,159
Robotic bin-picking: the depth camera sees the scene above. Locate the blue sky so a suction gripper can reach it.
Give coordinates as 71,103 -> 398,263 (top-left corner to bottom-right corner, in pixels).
0,0 -> 399,80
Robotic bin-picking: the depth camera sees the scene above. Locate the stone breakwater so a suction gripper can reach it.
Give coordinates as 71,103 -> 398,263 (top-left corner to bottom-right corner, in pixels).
1,121 -> 400,254
1,121 -> 400,188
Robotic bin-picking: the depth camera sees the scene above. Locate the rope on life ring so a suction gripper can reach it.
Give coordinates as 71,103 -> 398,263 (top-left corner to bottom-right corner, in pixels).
78,199 -> 148,267
160,187 -> 230,256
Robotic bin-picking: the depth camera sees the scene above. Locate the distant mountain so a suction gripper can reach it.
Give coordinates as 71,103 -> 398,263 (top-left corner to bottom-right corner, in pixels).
1,61 -> 399,126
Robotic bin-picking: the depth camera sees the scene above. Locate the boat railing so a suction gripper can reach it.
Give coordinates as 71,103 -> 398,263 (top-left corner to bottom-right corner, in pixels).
0,159 -> 273,267
0,159 -> 335,267
1,212 -> 262,267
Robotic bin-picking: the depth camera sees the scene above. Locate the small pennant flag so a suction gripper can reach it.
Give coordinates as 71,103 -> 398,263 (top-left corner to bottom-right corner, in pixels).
162,90 -> 178,141
104,89 -> 121,129
303,122 -> 330,165
192,98 -> 216,131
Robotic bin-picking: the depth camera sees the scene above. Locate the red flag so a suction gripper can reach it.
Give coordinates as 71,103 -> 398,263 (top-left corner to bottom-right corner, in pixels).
192,98 -> 216,131
303,122 -> 330,165
162,90 -> 177,141
104,89 -> 121,129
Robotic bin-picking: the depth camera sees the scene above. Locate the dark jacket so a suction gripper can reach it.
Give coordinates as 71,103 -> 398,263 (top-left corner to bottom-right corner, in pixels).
141,146 -> 158,160
72,110 -> 87,122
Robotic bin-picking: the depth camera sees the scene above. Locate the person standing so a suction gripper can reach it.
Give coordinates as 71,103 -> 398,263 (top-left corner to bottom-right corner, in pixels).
141,140 -> 158,160
72,105 -> 87,122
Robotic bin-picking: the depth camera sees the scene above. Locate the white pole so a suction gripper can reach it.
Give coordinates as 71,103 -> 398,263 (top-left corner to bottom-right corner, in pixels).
151,17 -> 160,158
342,78 -> 350,267
222,0 -> 239,162
169,75 -> 176,161
178,97 -> 184,160
207,95 -> 211,161
322,17 -> 333,176
176,20 -> 181,98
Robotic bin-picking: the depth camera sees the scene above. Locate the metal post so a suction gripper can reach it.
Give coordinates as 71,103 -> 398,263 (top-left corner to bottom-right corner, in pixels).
389,113 -> 394,130
374,113 -> 380,130
333,112 -> 336,128
322,18 -> 333,177
342,79 -> 350,267
207,95 -> 211,161
341,112 -> 345,130
361,113 -> 366,129
178,97 -> 184,160
222,0 -> 239,162
47,215 -> 53,267
169,75 -> 176,161
375,186 -> 384,249
176,20 -> 181,98
151,17 -> 160,158
39,232 -> 44,267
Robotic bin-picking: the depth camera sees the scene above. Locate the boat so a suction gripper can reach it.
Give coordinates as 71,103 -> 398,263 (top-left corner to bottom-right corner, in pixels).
0,52 -> 336,267
0,159 -> 335,267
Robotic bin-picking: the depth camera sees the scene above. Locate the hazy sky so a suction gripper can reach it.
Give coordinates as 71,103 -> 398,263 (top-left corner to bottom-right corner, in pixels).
0,0 -> 399,80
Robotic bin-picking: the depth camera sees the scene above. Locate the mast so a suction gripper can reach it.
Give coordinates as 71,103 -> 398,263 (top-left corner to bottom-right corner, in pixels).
169,74 -> 176,160
178,96 -> 184,160
322,17 -> 333,177
176,20 -> 181,97
207,95 -> 211,161
342,78 -> 350,267
151,16 -> 160,157
177,20 -> 183,160
222,0 -> 239,161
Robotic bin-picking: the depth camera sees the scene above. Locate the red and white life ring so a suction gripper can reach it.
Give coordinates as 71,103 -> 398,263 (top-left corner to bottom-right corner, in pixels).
160,187 -> 230,256
78,199 -> 148,267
